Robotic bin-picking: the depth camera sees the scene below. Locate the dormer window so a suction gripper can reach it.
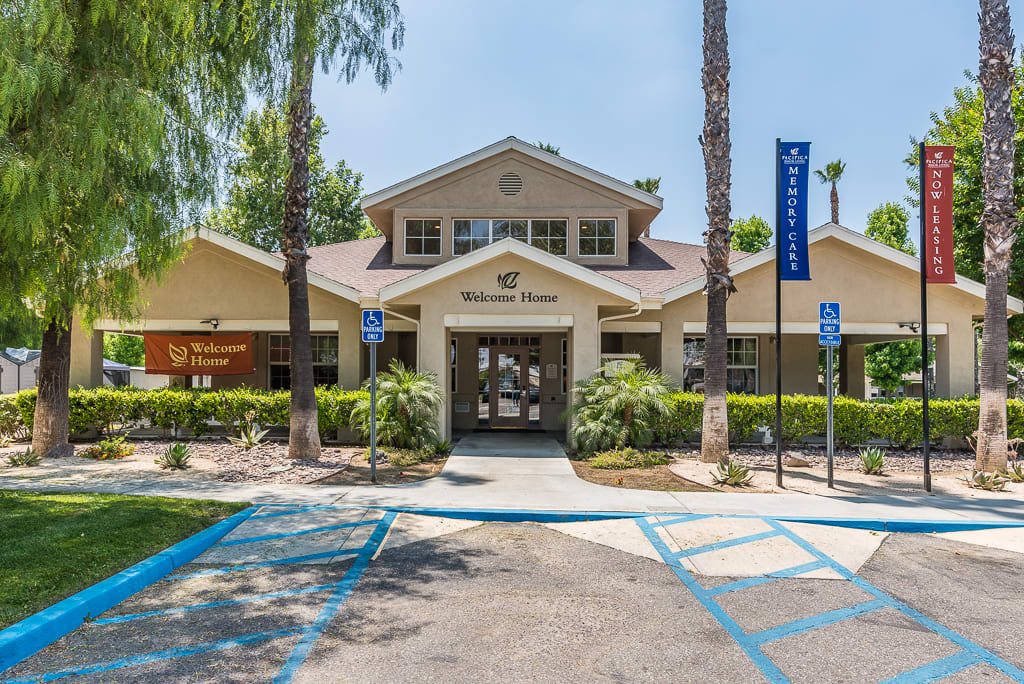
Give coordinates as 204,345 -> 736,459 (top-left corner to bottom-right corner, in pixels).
453,218 -> 569,256
578,219 -> 616,256
404,219 -> 442,256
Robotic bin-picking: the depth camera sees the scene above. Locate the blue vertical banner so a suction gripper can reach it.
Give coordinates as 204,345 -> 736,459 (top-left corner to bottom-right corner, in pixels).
777,142 -> 811,280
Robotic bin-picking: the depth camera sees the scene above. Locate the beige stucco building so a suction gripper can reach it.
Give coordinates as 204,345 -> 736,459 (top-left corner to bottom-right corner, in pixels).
70,137 -> 1023,437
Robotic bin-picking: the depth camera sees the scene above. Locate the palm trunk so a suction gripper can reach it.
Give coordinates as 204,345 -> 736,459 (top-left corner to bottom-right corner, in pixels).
699,0 -> 734,464
976,0 -> 1017,472
32,306 -> 74,458
282,52 -> 321,460
830,182 -> 839,224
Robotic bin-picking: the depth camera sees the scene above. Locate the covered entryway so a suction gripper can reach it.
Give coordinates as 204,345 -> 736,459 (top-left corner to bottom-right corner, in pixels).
475,335 -> 542,429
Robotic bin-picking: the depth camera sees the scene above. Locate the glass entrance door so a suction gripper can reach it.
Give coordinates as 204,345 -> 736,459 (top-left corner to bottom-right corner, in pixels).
489,347 -> 527,428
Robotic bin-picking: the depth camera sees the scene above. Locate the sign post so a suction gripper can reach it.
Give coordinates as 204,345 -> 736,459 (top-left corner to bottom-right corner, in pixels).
361,309 -> 384,483
819,302 -> 841,489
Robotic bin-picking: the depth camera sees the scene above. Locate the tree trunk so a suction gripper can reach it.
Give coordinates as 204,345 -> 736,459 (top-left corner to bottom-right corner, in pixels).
699,0 -> 734,464
830,182 -> 839,224
32,306 -> 74,458
976,0 -> 1017,472
282,53 -> 322,460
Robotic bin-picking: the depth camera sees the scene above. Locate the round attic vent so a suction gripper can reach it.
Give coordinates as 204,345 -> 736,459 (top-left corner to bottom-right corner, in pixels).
498,172 -> 523,196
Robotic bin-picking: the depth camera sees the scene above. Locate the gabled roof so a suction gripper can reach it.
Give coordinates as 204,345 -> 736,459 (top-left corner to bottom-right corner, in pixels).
0,347 -> 40,365
660,222 -> 1024,313
377,237 -> 642,304
360,137 -> 664,210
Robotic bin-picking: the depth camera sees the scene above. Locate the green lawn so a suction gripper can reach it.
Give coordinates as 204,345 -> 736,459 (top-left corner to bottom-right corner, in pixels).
0,491 -> 249,629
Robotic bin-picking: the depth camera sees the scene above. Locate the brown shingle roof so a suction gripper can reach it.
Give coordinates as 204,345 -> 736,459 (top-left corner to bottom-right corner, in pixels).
304,236 -> 750,297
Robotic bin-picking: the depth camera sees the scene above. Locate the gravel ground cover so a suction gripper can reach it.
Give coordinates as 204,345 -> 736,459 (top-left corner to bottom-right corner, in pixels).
670,446 -> 976,473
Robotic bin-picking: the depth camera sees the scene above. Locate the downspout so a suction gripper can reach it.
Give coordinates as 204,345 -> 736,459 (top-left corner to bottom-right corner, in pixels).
596,301 -> 643,368
380,303 -> 420,370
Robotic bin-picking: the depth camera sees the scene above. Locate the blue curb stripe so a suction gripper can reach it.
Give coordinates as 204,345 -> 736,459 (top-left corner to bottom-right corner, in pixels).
272,511 -> 398,684
672,530 -> 781,559
749,599 -> 886,645
1,626 -> 305,683
360,505 -> 653,523
769,516 -> 1024,534
215,520 -> 378,547
635,518 -> 790,683
0,505 -> 257,674
705,560 -> 827,597
166,550 -> 359,580
249,505 -> 336,520
879,651 -> 980,683
92,583 -> 338,625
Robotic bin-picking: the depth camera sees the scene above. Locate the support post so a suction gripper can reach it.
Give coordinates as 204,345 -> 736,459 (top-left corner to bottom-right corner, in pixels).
775,138 -> 783,488
826,345 -> 834,488
370,341 -> 377,484
918,142 -> 931,492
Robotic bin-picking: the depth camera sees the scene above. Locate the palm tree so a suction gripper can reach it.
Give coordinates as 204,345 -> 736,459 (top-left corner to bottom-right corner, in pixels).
699,0 -> 735,464
814,159 -> 846,224
633,178 -> 661,237
975,0 -> 1018,473
350,360 -> 443,448
566,360 -> 673,454
536,141 -> 560,155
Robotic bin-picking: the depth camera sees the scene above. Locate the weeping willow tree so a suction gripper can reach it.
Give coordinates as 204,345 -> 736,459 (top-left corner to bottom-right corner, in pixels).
0,1 -> 248,456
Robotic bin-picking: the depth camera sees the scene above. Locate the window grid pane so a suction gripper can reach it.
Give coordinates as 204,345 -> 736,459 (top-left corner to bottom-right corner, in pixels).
683,337 -> 757,394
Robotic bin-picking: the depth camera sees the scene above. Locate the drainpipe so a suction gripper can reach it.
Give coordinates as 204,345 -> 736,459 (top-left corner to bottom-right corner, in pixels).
381,303 -> 420,370
597,302 -> 643,365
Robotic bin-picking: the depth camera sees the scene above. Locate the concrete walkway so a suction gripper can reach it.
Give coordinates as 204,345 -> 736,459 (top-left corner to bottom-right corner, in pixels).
3,433 -> 1024,522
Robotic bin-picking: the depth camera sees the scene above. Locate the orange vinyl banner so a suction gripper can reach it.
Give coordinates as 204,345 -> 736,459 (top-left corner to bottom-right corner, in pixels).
144,333 -> 254,376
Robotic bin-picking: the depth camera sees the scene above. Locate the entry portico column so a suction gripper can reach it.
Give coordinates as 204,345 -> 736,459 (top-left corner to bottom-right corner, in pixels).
838,342 -> 865,399
572,308 -> 599,388
419,304 -> 449,439
70,322 -> 103,389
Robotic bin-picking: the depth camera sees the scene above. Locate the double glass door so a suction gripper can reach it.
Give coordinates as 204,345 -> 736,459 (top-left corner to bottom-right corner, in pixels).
478,343 -> 539,428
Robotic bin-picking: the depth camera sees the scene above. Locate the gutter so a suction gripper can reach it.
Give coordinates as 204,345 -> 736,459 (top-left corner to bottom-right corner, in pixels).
597,302 -> 644,366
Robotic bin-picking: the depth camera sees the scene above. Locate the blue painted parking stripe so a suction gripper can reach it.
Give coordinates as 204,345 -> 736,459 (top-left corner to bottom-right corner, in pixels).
672,530 -> 781,559
636,517 -> 790,683
705,560 -> 827,597
166,550 -> 358,580
215,519 -> 378,547
649,514 -> 712,527
764,518 -> 1024,682
749,599 -> 886,645
272,511 -> 398,684
878,651 -> 980,683
0,626 -> 305,683
92,583 -> 338,625
249,505 -> 336,520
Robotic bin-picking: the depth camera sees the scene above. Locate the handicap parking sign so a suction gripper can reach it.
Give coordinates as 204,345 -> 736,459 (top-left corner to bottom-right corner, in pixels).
819,302 -> 840,335
361,309 -> 384,343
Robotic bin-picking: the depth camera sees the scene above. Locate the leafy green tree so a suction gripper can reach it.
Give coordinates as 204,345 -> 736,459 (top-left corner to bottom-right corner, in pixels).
864,340 -> 935,397
730,215 -> 772,253
207,102 -> 369,251
1,2 -> 245,456
350,360 -> 442,448
536,142 -> 560,155
103,334 -> 144,367
865,202 -> 915,255
0,300 -> 43,350
234,0 -> 404,459
814,159 -> 847,225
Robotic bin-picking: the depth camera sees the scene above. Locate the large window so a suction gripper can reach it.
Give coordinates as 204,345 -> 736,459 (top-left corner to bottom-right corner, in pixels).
682,336 -> 758,394
404,219 -> 442,256
578,218 -> 616,256
453,219 -> 569,256
268,334 -> 339,390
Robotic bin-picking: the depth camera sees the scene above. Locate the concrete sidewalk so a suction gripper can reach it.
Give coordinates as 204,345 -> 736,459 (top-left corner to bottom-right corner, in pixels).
2,433 -> 1023,523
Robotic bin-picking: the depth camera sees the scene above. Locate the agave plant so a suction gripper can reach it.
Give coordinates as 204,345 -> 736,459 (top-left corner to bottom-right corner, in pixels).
228,423 -> 269,449
7,447 -> 41,467
711,459 -> 754,487
960,470 -> 1009,491
858,447 -> 886,475
998,461 -> 1024,483
155,443 -> 192,470
350,360 -> 443,449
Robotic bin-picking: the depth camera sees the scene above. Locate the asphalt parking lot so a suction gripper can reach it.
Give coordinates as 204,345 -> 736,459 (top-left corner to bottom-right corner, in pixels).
3,506 -> 1024,683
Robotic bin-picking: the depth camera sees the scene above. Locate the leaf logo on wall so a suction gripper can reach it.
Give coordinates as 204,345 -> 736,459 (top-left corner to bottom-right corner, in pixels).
168,343 -> 188,367
497,271 -> 520,290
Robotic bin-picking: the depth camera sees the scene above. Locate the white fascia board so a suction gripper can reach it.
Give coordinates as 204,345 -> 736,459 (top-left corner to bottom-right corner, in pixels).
195,227 -> 361,304
361,137 -> 662,210
95,319 -> 340,332
378,237 -> 642,304
681,321 -> 948,335
661,222 -> 1024,313
602,321 -> 661,333
444,314 -> 574,329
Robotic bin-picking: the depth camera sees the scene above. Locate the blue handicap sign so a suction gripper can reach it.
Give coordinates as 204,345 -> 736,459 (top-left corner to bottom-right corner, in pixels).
819,334 -> 841,347
361,309 -> 384,343
819,302 -> 840,335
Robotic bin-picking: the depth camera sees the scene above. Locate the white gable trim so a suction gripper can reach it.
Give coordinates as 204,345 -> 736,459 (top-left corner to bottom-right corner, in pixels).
361,137 -> 663,210
378,237 -> 642,304
193,227 -> 361,303
661,222 -> 1024,313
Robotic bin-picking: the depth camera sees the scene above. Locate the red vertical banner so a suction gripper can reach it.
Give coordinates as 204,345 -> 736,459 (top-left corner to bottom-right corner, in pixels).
923,146 -> 956,283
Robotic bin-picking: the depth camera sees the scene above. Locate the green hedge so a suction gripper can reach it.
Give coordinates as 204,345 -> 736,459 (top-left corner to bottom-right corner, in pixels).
657,393 -> 1024,449
0,387 -> 368,440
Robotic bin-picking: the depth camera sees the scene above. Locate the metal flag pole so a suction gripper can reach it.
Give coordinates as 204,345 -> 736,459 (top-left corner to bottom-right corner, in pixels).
918,142 -> 931,492
775,138 -> 783,488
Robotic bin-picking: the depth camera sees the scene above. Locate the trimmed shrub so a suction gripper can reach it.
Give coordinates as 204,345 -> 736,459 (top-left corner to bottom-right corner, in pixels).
586,447 -> 671,470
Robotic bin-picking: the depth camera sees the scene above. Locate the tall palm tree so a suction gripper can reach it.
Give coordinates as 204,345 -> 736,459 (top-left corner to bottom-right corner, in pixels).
699,0 -> 735,464
976,0 -> 1017,472
536,141 -> 561,155
633,178 -> 661,237
814,159 -> 846,224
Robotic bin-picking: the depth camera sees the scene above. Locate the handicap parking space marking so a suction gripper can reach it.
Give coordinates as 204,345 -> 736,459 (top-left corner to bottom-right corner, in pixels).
637,515 -> 1024,684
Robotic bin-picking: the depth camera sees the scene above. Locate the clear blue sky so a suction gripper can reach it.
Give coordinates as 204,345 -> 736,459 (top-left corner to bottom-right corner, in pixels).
313,0 -> 1012,246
